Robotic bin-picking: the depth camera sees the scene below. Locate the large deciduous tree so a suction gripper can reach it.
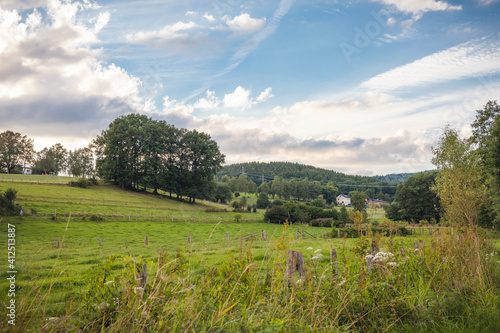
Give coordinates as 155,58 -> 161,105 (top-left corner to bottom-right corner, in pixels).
67,147 -> 94,178
384,171 -> 441,223
0,131 -> 34,173
34,143 -> 67,175
432,127 -> 487,228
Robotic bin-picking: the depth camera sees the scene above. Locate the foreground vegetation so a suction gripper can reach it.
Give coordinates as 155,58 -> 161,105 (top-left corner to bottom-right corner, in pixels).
1,215 -> 499,332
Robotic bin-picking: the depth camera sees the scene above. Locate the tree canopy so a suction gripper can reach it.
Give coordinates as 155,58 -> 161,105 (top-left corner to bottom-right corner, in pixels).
93,114 -> 225,203
0,131 -> 34,173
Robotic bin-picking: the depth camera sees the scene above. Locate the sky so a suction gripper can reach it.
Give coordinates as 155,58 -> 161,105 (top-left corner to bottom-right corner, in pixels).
1,0 -> 500,176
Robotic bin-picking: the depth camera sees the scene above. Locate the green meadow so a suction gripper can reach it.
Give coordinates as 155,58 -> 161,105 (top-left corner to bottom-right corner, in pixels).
1,176 -> 499,332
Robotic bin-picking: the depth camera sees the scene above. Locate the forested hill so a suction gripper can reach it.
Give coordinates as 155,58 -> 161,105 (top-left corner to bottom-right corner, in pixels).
219,162 -> 393,187
374,170 -> 435,183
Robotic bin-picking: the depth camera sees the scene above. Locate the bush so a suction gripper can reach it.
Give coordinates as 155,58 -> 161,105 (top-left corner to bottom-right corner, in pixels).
89,215 -> 105,222
264,206 -> 289,224
256,193 -> 270,209
0,188 -> 23,216
68,178 -> 89,188
234,214 -> 242,222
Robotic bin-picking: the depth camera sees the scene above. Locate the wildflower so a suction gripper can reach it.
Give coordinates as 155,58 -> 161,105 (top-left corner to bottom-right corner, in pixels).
296,279 -> 304,284
46,317 -> 59,321
307,247 -> 313,250
104,281 -> 115,285
387,262 -> 399,267
365,254 -> 374,261
314,249 -> 322,253
337,279 -> 346,286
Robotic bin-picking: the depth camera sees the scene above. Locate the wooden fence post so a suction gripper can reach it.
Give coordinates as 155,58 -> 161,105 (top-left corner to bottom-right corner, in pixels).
145,236 -> 148,245
296,229 -> 299,239
366,254 -> 373,272
139,263 -> 147,285
301,228 -> 304,239
188,233 -> 191,243
261,230 -> 265,240
322,229 -> 324,239
226,232 -> 229,241
338,229 -> 340,238
57,237 -> 60,248
286,250 -> 305,285
330,248 -> 338,278
371,240 -> 379,255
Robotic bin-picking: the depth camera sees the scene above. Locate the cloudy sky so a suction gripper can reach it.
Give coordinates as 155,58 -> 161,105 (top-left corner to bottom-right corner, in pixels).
1,0 -> 499,175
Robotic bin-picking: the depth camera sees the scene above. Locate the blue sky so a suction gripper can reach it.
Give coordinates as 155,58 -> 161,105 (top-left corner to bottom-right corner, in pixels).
1,0 -> 500,175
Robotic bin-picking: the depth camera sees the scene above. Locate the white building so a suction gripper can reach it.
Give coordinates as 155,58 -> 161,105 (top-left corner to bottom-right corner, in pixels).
336,194 -> 351,206
23,167 -> 32,175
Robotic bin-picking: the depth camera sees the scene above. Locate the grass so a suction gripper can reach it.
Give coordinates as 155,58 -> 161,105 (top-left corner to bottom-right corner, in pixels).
1,175 -> 499,332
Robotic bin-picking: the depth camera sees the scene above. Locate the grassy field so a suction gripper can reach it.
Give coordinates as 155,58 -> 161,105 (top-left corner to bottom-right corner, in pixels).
1,175 -> 499,332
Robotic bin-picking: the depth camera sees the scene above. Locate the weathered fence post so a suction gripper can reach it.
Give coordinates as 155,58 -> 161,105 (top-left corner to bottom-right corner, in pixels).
286,250 -> 305,285
261,230 -> 265,240
301,228 -> 304,239
366,254 -> 373,272
313,230 -> 315,238
338,229 -> 340,238
331,248 -> 338,278
188,233 -> 191,243
296,229 -> 299,239
371,240 -> 379,255
139,263 -> 147,285
54,209 -> 57,221
226,232 -> 229,241
57,237 -> 60,248
98,237 -> 102,246
322,229 -> 324,239
145,236 -> 148,245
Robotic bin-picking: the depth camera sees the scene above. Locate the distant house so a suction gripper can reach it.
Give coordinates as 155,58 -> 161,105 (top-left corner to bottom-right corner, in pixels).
23,167 -> 32,175
365,198 -> 390,207
336,194 -> 351,206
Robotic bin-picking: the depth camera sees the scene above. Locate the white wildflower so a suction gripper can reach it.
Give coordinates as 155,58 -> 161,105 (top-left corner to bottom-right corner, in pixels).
296,279 -> 304,284
312,255 -> 319,260
337,279 -> 346,286
46,317 -> 59,321
387,262 -> 399,267
104,281 -> 115,285
372,252 -> 394,264
307,247 -> 313,250
134,287 -> 144,291
365,254 -> 374,261
314,249 -> 322,253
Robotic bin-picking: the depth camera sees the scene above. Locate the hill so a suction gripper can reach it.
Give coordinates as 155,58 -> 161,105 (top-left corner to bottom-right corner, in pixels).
374,170 -> 435,183
218,162 -> 398,201
219,161 -> 394,186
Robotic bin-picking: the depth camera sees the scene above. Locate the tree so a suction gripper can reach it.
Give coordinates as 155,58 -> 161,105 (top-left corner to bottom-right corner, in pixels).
34,143 -> 67,175
338,206 -> 351,226
264,205 -> 289,224
214,183 -> 232,204
257,181 -> 271,195
67,147 -> 94,178
256,192 -> 271,209
237,174 -> 248,194
271,176 -> 284,199
311,195 -> 326,208
432,127 -> 487,228
246,179 -> 257,194
0,131 -> 34,173
385,171 -> 441,223
470,101 -> 500,228
349,191 -> 366,213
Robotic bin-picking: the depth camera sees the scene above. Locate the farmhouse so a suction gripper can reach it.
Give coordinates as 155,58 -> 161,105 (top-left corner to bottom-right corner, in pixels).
336,194 -> 351,206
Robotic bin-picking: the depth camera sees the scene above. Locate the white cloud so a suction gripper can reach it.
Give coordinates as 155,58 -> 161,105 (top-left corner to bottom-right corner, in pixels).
223,86 -> 252,109
477,0 -> 500,5
126,21 -> 197,44
256,87 -> 273,102
225,13 -> 266,34
203,13 -> 216,22
371,0 -> 462,15
361,36 -> 500,91
0,0 -> 144,139
193,90 -> 220,109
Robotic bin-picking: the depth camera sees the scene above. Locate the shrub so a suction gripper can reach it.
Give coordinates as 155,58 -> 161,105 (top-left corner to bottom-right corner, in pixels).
264,205 -> 289,224
0,188 -> 23,216
89,215 -> 105,222
68,178 -> 89,188
234,214 -> 242,222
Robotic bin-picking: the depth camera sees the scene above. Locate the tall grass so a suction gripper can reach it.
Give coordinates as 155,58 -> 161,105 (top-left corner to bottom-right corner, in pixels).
7,224 -> 499,332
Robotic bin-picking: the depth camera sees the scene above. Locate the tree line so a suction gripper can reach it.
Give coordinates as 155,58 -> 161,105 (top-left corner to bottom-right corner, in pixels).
0,131 -> 94,177
92,114 -> 225,203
